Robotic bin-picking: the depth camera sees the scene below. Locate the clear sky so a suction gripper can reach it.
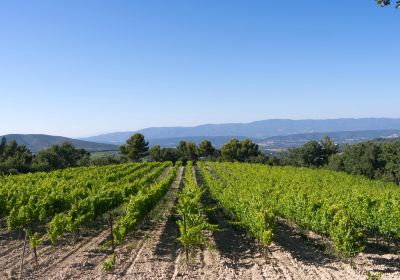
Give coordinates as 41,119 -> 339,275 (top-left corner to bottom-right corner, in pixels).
0,0 -> 399,138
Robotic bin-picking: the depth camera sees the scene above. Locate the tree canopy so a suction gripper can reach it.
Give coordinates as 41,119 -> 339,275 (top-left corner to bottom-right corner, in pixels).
0,137 -> 32,174
221,138 -> 264,162
32,142 -> 90,172
199,140 -> 216,158
120,133 -> 149,162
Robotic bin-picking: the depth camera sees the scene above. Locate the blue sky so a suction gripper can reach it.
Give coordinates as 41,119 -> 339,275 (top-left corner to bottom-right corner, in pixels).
0,0 -> 399,137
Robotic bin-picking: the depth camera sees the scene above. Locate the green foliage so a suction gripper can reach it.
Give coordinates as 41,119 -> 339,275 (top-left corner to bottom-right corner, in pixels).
221,138 -> 264,162
200,162 -> 400,257
149,145 -> 179,163
47,162 -> 170,242
326,140 -> 400,184
281,137 -> 400,185
176,141 -> 199,164
342,142 -> 383,179
113,163 -> 180,243
149,145 -> 163,162
102,253 -> 116,272
282,136 -> 337,167
120,133 -> 149,162
199,162 -> 275,251
330,211 -> 364,257
32,142 -> 90,172
380,141 -> 400,184
90,154 -> 120,166
0,137 -> 32,174
29,231 -> 45,250
199,140 -> 216,158
176,162 -> 217,259
367,271 -> 382,280
0,162 -> 175,248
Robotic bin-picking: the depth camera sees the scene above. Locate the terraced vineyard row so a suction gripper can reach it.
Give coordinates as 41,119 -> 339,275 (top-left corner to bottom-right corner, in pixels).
1,161 -> 399,279
0,161 -> 182,275
199,162 -> 400,257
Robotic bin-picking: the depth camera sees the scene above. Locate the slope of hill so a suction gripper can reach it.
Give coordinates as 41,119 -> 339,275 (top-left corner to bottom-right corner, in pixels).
82,118 -> 400,144
2,134 -> 119,153
258,129 -> 400,150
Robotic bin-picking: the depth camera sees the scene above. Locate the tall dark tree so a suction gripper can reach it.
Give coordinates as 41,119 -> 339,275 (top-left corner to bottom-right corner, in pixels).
199,140 -> 216,158
221,139 -> 241,162
185,142 -> 199,162
221,138 -> 263,162
120,133 -> 149,162
341,142 -> 384,179
0,137 -> 6,156
300,141 -> 325,167
149,145 -> 162,162
237,139 -> 261,162
0,137 -> 32,174
160,148 -> 179,164
380,141 -> 400,184
282,137 -> 339,168
321,136 -> 339,162
176,141 -> 199,164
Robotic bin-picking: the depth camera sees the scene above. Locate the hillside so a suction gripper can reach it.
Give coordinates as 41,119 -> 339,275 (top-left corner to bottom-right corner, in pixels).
258,129 -> 400,150
2,134 -> 119,153
82,118 -> 400,144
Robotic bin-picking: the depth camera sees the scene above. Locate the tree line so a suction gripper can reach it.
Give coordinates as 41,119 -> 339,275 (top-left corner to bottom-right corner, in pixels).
0,133 -> 265,175
1,133 -> 399,185
119,133 -> 400,186
0,138 -> 91,174
118,133 -> 266,164
273,136 -> 400,185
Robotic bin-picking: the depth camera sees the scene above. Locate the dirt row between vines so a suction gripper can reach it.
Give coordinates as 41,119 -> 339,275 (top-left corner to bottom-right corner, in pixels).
1,165 -> 399,280
0,166 -> 176,279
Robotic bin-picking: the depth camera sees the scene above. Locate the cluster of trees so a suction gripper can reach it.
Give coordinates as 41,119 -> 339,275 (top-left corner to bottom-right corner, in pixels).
221,139 -> 266,163
32,143 -> 90,171
0,137 -> 91,174
276,137 -> 400,185
279,136 -> 339,167
119,134 -> 265,164
328,140 -> 400,184
3,132 -> 399,185
0,138 -> 32,174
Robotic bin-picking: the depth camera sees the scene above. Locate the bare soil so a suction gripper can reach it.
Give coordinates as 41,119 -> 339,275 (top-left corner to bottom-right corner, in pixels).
0,166 -> 399,280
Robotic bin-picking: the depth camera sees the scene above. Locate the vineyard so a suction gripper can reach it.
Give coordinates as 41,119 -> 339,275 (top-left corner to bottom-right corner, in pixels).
0,162 -> 399,279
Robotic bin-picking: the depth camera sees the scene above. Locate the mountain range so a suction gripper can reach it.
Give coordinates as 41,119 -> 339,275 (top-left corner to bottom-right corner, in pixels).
82,118 -> 400,144
2,118 -> 400,153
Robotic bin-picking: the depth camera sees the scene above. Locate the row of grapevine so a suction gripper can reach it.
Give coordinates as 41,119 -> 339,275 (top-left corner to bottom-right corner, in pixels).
47,162 -> 172,243
113,162 -> 181,244
198,163 -> 275,255
101,163 -> 181,271
199,162 -> 400,257
0,163 -> 137,219
176,162 -> 217,262
0,162 -> 172,269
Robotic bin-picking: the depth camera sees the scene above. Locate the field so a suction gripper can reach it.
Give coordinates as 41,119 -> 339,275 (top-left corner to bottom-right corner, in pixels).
0,162 -> 399,280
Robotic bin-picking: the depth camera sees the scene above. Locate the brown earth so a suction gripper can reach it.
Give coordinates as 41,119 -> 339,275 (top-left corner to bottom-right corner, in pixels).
0,166 -> 399,280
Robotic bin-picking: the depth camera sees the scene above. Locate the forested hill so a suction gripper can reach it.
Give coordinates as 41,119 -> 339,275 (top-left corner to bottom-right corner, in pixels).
2,134 -> 119,153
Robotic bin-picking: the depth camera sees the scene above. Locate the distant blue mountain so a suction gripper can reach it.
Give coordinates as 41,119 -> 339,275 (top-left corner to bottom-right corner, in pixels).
82,118 -> 400,144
